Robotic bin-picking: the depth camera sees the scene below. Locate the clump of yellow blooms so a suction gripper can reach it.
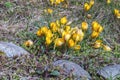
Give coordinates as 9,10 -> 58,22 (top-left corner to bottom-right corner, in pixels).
84,0 -> 94,11
93,40 -> 102,49
93,40 -> 112,51
49,0 -> 65,5
25,16 -> 111,52
114,9 -> 120,19
36,16 -> 84,51
23,0 -> 116,54
91,21 -> 103,39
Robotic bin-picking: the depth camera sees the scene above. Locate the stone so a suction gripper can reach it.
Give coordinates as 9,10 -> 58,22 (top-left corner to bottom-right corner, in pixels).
50,60 -> 91,80
0,42 -> 29,57
97,64 -> 120,80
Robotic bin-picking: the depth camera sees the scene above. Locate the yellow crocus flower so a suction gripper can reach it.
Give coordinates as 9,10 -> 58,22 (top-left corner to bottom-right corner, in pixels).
79,36 -> 84,42
65,25 -> 71,32
52,26 -> 58,32
70,27 -> 77,34
50,22 -> 57,28
50,22 -> 58,32
92,21 -> 103,33
93,42 -> 101,48
114,9 -> 119,16
24,40 -> 33,47
41,26 -> 48,34
77,29 -> 84,37
36,29 -> 42,37
45,37 -> 52,45
93,40 -> 102,48
106,0 -> 111,4
60,16 -> 67,25
84,3 -> 91,11
64,33 -> 71,41
95,40 -> 102,43
58,28 -> 63,34
81,21 -> 88,31
114,9 -> 120,19
68,39 -> 75,47
56,20 -> 60,27
92,21 -> 98,26
72,33 -> 80,42
55,0 -> 61,5
103,45 -> 111,51
47,8 -> 53,14
72,33 -> 84,42
46,30 -> 53,38
92,21 -> 99,31
91,31 -> 99,39
54,38 -> 65,47
62,30 -> 68,37
98,25 -> 103,33
50,0 -> 55,5
90,0 -> 94,6
60,0 -> 64,2
116,13 -> 120,18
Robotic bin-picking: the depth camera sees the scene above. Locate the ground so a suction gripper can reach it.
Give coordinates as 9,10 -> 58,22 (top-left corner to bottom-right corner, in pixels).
0,0 -> 120,80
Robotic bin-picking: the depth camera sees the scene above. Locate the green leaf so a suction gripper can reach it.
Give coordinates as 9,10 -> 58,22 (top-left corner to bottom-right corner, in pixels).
35,69 -> 44,75
50,70 -> 60,76
4,2 -> 13,8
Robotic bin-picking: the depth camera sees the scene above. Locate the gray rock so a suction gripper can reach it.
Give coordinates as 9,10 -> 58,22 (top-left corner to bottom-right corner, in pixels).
52,60 -> 91,80
97,64 -> 120,80
0,42 -> 29,57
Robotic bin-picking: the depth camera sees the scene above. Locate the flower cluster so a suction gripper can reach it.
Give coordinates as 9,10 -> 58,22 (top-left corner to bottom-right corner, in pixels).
23,0 -> 115,53
84,0 -> 94,11
91,21 -> 103,39
24,17 -> 112,52
49,0 -> 64,5
36,16 -> 84,50
114,9 -> 120,19
93,40 -> 111,51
